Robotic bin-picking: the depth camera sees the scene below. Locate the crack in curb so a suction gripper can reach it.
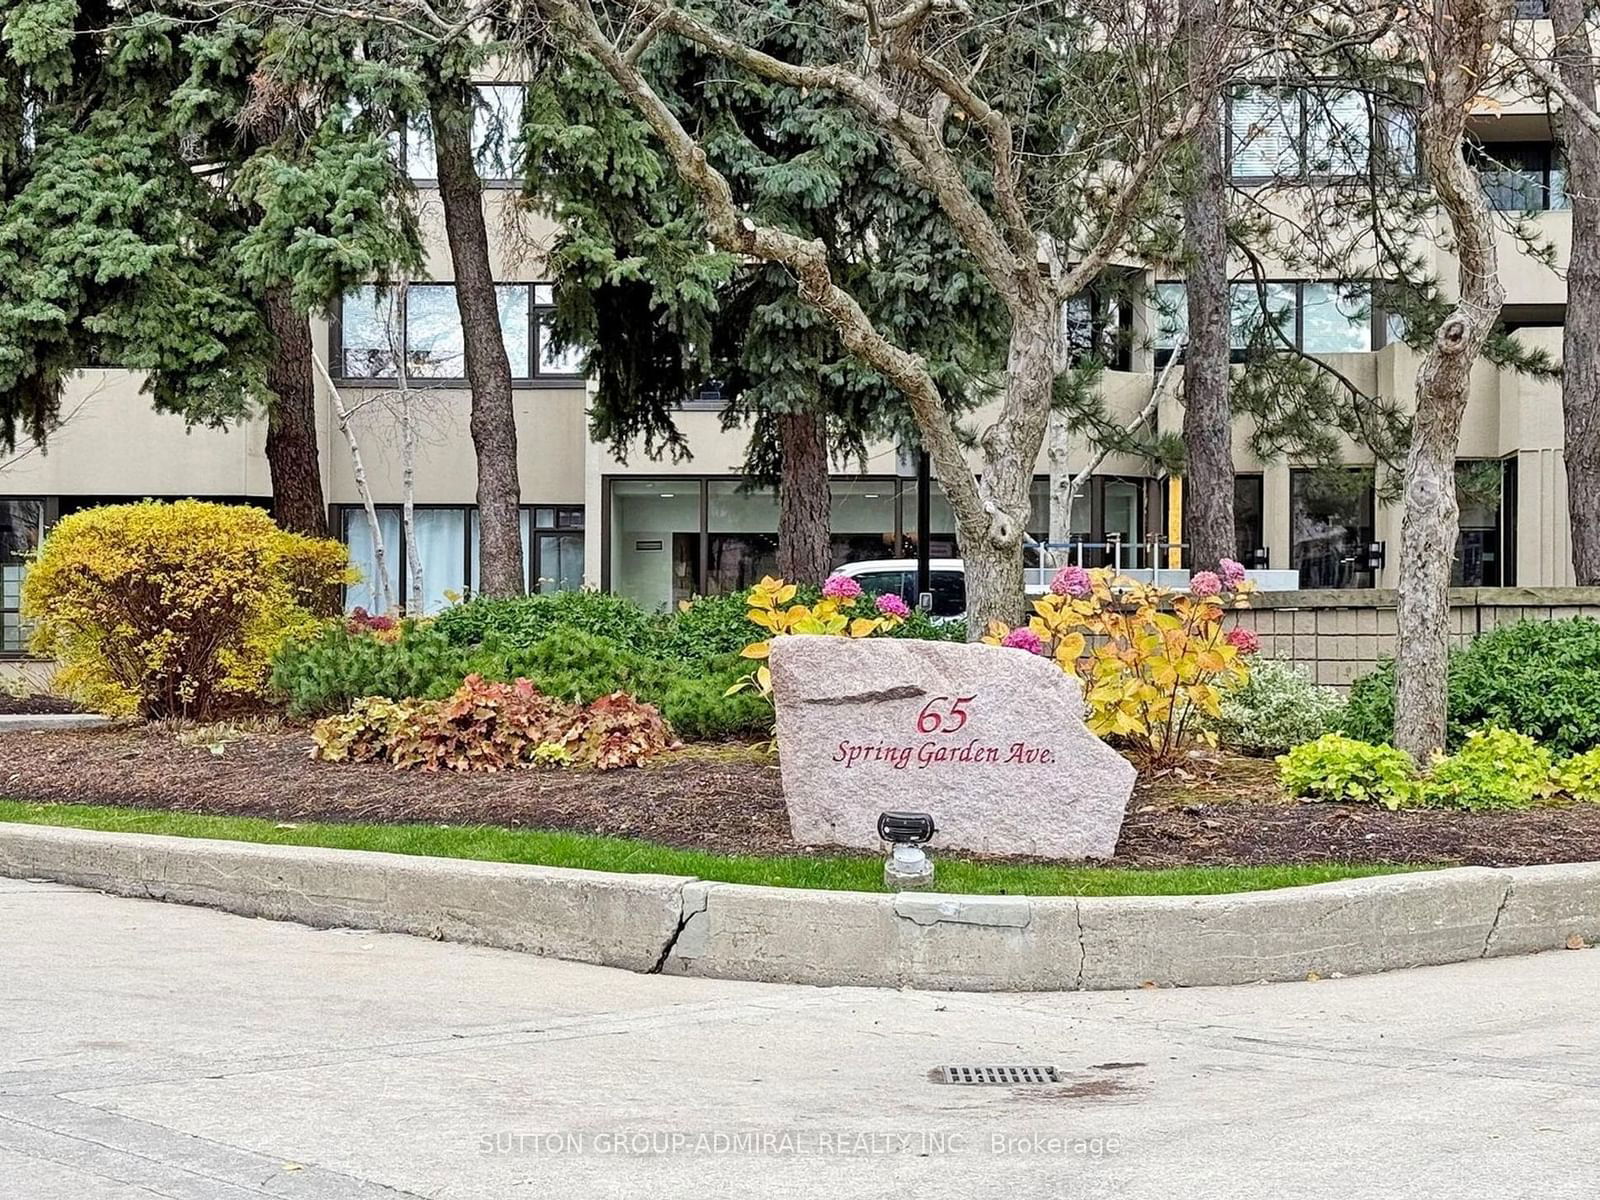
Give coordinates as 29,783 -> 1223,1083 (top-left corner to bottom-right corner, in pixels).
649,881 -> 707,974
1073,899 -> 1087,991
1481,880 -> 1514,958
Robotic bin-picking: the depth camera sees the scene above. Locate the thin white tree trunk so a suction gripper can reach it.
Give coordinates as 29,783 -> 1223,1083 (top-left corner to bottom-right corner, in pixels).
310,349 -> 395,615
393,281 -> 424,614
1049,343 -> 1182,544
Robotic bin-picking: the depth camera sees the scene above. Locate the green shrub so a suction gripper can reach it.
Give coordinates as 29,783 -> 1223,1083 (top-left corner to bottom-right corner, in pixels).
651,593 -> 758,661
432,590 -> 657,651
274,622 -> 772,741
1278,734 -> 1418,808
1343,618 -> 1600,756
1551,747 -> 1600,802
272,621 -> 471,717
1209,659 -> 1345,756
1421,727 -> 1553,811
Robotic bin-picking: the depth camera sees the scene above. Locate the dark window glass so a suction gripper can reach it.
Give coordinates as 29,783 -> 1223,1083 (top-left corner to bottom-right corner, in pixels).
1,499 -> 44,653
1469,141 -> 1568,211
1453,460 -> 1508,587
536,532 -> 584,593
705,533 -> 779,598
929,571 -> 966,618
1234,475 -> 1266,564
1290,470 -> 1376,588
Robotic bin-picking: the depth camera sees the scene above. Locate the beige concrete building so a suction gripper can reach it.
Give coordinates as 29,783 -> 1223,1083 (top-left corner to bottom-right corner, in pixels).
0,45 -> 1584,654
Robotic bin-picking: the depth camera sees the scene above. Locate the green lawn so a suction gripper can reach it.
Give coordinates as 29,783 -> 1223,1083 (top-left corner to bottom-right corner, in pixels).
0,799 -> 1427,897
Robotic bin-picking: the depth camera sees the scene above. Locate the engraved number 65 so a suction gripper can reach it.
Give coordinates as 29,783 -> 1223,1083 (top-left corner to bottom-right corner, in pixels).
916,695 -> 976,735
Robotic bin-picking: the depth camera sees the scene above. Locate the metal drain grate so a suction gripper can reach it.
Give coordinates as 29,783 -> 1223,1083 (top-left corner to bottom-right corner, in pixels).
940,1065 -> 1060,1086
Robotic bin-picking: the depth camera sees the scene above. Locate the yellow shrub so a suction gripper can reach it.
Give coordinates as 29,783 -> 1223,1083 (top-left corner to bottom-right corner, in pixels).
21,501 -> 353,719
982,566 -> 1253,763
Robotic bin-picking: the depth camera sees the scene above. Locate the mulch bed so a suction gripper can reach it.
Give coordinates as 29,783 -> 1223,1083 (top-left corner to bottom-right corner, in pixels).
0,694 -> 84,716
2,726 -> 1598,869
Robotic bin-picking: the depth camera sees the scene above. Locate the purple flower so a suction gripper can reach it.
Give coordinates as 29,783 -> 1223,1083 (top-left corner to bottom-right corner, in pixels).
1050,565 -> 1092,598
1219,557 -> 1248,588
875,593 -> 911,618
821,574 -> 863,600
1190,570 -> 1222,598
1001,628 -> 1046,655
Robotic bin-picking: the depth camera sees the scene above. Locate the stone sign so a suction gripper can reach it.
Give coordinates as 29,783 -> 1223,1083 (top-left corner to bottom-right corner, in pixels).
769,636 -> 1136,860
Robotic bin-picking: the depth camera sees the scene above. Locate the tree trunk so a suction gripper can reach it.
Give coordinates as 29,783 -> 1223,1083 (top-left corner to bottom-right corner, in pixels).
431,90 -> 526,598
963,307 -> 1059,639
1553,0 -> 1600,583
1393,0 -> 1510,761
775,410 -> 833,582
1178,0 -> 1235,573
262,286 -> 327,539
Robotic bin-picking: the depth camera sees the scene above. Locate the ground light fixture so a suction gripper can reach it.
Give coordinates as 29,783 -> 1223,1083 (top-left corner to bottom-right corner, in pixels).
878,810 -> 937,890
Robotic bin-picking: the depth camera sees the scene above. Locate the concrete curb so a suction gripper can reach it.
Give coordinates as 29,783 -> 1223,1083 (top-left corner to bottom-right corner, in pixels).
2,823 -> 1597,991
0,714 -> 113,733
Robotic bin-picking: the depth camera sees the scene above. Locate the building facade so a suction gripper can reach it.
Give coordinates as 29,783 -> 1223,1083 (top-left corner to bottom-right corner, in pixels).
0,47 -> 1584,654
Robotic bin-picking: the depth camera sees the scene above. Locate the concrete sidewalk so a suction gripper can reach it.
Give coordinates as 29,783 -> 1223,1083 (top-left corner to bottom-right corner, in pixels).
2,877 -> 1597,1199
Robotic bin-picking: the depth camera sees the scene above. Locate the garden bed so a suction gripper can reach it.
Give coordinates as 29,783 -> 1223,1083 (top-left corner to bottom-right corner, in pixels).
0,693 -> 83,716
3,725 -> 1599,869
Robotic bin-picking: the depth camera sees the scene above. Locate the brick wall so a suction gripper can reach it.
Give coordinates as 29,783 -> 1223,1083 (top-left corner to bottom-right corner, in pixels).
1230,588 -> 1600,689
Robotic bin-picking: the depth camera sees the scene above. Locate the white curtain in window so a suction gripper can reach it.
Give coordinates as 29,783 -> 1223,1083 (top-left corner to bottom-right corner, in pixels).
345,508 -> 403,614
1306,91 -> 1370,174
412,509 -> 467,613
1230,88 -> 1300,178
470,509 -> 533,595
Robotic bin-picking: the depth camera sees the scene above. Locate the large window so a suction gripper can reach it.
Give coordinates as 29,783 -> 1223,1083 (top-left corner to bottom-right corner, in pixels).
1155,280 -> 1373,361
1229,86 -> 1417,180
399,83 -> 525,183
1470,141 -> 1568,212
1062,292 -> 1133,370
340,504 -> 584,613
1290,469 -> 1377,588
1,499 -> 44,654
337,283 -> 580,381
1026,476 -> 1152,569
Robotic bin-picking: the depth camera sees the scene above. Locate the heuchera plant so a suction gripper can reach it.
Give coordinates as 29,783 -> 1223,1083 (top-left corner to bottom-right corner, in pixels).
982,563 -> 1255,762
728,576 -> 906,699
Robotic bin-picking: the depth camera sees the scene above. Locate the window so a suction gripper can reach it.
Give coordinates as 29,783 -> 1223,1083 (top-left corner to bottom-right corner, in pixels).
1454,459 -> 1514,587
1061,292 -> 1133,370
337,283 -> 580,382
1290,469 -> 1376,588
1229,282 -> 1297,350
1,499 -> 44,653
340,505 -> 585,613
1470,141 -> 1568,212
1229,85 -> 1415,180
1155,280 -> 1373,362
1234,475 -> 1266,564
399,83 -> 525,183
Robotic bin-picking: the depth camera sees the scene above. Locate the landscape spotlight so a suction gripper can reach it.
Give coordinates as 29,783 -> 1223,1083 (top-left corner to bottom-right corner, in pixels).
878,810 -> 937,890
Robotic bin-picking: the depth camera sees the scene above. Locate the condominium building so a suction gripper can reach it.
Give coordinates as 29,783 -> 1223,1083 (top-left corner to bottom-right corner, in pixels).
0,39 -> 1582,656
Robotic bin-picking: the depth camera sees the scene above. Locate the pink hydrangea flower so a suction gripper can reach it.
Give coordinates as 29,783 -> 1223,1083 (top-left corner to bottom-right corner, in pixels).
1225,627 -> 1260,655
1219,557 -> 1248,588
875,593 -> 911,618
1190,570 -> 1222,597
1050,565 -> 1093,598
821,574 -> 863,600
1000,628 -> 1046,655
